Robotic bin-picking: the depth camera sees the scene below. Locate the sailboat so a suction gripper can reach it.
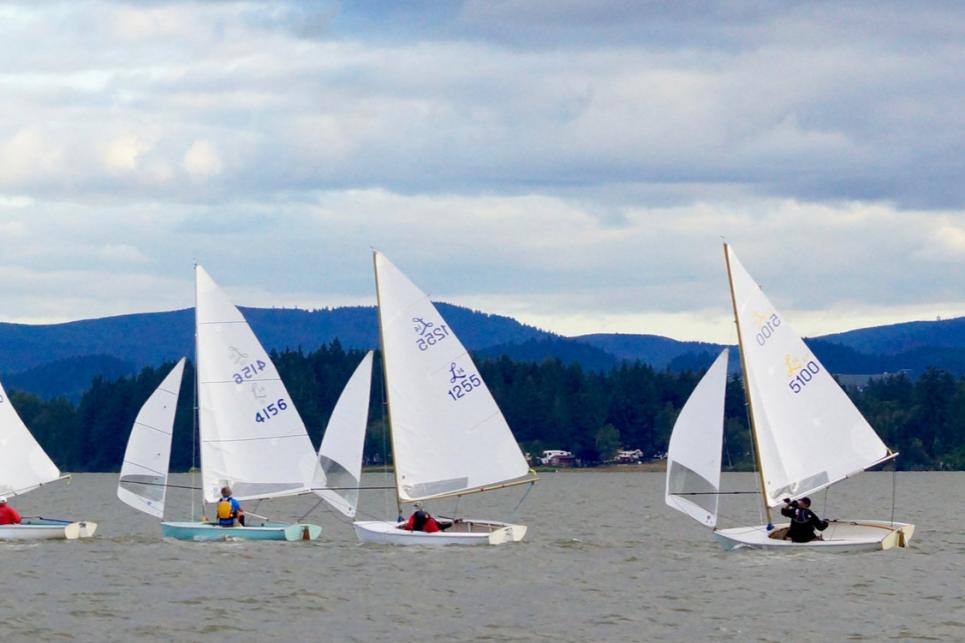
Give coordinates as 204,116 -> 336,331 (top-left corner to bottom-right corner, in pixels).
118,265 -> 324,541
0,378 -> 97,540
353,251 -> 538,546
665,244 -> 915,552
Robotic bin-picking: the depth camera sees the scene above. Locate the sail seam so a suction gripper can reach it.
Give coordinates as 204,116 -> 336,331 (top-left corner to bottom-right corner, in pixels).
199,377 -> 283,384
198,321 -> 249,325
121,461 -> 167,476
202,433 -> 307,443
133,421 -> 173,436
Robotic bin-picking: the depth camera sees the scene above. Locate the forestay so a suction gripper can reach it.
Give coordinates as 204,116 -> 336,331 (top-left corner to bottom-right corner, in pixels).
195,265 -> 320,503
0,377 -> 61,497
375,252 -> 531,502
315,351 -> 373,517
726,246 -> 890,506
665,349 -> 728,527
117,358 -> 186,518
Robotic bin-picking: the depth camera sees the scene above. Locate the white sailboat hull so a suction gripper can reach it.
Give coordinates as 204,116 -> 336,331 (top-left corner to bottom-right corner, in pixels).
353,519 -> 527,546
714,520 -> 915,552
0,518 -> 98,541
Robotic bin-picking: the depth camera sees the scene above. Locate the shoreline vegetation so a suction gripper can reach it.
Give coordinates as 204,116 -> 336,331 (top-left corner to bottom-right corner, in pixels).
10,341 -> 965,472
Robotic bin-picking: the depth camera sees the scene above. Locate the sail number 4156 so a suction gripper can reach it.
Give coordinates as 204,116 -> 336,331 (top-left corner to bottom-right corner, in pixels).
788,361 -> 821,394
255,398 -> 289,422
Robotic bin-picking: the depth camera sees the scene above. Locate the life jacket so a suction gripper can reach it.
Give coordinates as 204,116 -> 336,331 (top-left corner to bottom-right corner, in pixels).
217,497 -> 237,526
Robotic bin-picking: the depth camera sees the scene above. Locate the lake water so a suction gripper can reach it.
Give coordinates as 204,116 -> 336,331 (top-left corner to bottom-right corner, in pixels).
1,472 -> 962,642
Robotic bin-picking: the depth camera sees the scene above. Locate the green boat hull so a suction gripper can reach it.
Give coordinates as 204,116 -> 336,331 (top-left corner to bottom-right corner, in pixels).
161,521 -> 321,541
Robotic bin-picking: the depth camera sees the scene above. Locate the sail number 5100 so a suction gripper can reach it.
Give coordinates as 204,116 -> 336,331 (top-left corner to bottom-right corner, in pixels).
788,361 -> 821,394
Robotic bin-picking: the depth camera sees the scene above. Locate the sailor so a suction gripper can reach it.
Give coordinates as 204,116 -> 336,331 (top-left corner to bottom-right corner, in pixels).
781,497 -> 829,543
216,486 -> 245,527
0,496 -> 22,525
404,504 -> 440,533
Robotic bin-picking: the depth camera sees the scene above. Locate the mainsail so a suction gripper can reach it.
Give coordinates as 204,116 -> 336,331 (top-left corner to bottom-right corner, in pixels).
195,265 -> 320,503
375,251 -> 532,503
725,245 -> 890,507
117,358 -> 186,518
0,377 -> 61,497
315,351 -> 373,518
665,348 -> 729,527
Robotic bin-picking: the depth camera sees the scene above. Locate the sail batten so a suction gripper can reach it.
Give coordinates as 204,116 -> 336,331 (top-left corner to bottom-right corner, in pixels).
725,246 -> 890,507
375,252 -> 531,504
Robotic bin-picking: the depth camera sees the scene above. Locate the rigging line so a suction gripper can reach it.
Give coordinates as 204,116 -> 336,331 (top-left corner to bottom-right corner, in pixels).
120,480 -> 201,491
890,462 -> 897,527
510,480 -> 536,518
309,485 -> 397,491
669,490 -> 760,496
297,497 -> 326,523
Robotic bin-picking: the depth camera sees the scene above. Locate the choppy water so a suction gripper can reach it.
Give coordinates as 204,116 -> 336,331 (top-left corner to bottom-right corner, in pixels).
1,472 -> 962,642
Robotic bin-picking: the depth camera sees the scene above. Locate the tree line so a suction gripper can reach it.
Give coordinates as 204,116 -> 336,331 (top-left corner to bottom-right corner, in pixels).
11,340 -> 965,472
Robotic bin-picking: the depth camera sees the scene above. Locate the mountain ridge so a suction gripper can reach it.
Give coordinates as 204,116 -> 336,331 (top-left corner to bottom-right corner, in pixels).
2,306 -> 964,399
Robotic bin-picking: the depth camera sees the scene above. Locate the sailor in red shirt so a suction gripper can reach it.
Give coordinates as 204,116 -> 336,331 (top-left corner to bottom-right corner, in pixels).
0,496 -> 22,525
403,505 -> 440,533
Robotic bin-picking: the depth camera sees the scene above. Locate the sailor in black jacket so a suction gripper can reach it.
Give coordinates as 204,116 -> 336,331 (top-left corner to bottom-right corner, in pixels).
780,497 -> 829,543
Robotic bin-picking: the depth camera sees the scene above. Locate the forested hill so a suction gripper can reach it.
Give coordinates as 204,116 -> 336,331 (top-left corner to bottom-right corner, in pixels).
14,343 -> 965,473
0,304 -> 552,374
4,306 -> 965,400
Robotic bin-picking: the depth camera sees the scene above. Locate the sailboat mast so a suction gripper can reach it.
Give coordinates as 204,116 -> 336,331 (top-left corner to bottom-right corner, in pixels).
372,251 -> 404,520
723,244 -> 773,528
192,263 -> 204,521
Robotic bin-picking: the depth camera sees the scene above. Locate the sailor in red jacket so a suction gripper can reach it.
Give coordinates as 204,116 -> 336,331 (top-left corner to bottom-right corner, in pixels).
404,505 -> 440,533
0,496 -> 22,525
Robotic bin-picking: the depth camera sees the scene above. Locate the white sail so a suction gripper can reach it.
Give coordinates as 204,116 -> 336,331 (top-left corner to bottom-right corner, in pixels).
117,358 -> 186,518
375,252 -> 532,503
665,349 -> 728,527
0,378 -> 61,497
726,245 -> 890,507
315,351 -> 373,518
195,265 -> 320,503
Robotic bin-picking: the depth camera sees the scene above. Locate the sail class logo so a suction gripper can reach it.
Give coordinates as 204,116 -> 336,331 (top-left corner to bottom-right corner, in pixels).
784,354 -> 804,377
786,354 -> 821,395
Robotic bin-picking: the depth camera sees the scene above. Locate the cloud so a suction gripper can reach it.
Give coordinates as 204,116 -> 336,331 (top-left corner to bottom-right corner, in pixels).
0,2 -> 961,342
183,140 -> 223,178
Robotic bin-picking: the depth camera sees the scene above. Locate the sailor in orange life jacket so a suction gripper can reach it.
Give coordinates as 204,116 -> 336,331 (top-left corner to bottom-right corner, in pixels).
404,504 -> 440,533
216,486 -> 245,527
0,496 -> 22,525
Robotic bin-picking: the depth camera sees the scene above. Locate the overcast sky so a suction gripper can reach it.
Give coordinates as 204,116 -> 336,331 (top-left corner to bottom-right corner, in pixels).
0,1 -> 962,342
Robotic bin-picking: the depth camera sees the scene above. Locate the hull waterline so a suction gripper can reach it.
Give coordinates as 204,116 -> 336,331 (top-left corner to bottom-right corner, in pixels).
161,521 -> 321,542
714,520 -> 915,552
353,518 -> 527,546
